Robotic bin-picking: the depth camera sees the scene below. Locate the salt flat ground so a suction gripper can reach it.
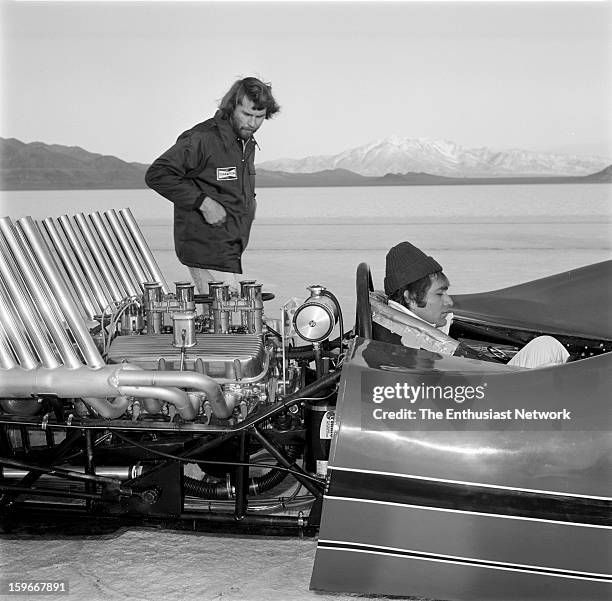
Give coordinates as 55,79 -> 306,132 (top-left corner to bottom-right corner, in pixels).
0,530 -> 429,601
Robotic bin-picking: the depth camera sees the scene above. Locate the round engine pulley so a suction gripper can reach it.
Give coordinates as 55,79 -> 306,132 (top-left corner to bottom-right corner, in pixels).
293,286 -> 338,343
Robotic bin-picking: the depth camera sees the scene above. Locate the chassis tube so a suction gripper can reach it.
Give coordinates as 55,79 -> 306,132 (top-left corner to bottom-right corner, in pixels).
2,466 -> 137,480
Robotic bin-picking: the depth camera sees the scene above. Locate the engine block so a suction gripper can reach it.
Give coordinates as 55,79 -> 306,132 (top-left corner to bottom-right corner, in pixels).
107,333 -> 269,383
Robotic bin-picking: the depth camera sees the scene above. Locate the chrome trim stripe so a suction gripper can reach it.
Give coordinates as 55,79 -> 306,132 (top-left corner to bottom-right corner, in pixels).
317,540 -> 612,582
324,495 -> 612,529
329,465 -> 612,501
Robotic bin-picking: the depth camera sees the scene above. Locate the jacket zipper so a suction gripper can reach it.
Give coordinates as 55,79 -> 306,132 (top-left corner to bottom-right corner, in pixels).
240,138 -> 254,203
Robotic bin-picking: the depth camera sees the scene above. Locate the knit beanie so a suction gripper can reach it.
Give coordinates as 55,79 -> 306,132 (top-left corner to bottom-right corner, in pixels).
384,241 -> 443,296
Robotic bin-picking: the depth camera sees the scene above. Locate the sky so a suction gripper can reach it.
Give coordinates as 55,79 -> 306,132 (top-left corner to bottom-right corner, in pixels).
1,0 -> 611,164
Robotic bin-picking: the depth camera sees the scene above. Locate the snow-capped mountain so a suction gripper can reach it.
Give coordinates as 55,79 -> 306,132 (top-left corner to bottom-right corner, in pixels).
258,136 -> 609,177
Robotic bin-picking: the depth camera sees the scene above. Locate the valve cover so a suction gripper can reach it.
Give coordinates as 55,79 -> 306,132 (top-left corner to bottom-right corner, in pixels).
107,334 -> 267,382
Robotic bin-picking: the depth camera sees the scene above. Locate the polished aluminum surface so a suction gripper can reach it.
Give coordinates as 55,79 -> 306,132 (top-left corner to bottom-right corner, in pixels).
58,213 -> 112,311
0,275 -> 39,369
90,211 -> 140,297
0,321 -> 17,369
74,212 -> 123,300
0,223 -> 60,368
119,208 -> 169,293
0,208 -> 231,420
32,208 -> 170,316
107,334 -> 268,381
18,216 -> 105,368
105,208 -> 149,285
41,217 -> 100,319
0,218 -> 81,368
311,337 -> 612,600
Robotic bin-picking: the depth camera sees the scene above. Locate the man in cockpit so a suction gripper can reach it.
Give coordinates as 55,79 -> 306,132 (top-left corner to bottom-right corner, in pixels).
377,241 -> 569,369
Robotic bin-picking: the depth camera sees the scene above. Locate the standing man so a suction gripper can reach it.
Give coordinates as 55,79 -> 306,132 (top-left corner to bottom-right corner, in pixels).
145,77 -> 280,292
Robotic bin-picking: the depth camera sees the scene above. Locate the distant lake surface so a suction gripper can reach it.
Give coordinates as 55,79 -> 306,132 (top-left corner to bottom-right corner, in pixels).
2,184 -> 610,317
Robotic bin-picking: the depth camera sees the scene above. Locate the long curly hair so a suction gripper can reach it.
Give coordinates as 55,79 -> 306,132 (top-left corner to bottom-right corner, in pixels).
218,77 -> 280,119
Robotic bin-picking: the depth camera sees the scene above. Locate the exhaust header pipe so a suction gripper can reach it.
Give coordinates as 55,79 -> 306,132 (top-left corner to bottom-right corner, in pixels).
0,365 -> 232,420
0,207 -> 236,420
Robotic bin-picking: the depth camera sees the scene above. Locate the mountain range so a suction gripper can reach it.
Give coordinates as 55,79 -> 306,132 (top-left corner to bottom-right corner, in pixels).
258,135 -> 610,178
0,136 -> 610,190
0,137 -> 149,190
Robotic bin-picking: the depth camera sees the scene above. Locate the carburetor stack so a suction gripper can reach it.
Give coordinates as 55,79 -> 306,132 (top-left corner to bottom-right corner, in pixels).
143,281 -> 198,347
208,280 -> 264,335
106,278 -> 273,420
140,279 -> 265,346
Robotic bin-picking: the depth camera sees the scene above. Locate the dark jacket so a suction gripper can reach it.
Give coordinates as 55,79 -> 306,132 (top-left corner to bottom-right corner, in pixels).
145,111 -> 257,273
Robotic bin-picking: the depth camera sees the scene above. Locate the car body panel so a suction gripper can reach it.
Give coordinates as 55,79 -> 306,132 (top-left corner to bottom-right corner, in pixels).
452,260 -> 612,341
311,338 -> 612,599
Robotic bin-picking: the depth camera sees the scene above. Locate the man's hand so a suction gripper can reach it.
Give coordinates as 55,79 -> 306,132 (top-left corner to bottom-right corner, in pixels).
199,196 -> 227,226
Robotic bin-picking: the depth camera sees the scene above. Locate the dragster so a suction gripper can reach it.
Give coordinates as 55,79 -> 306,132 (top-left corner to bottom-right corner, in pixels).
0,208 -> 609,600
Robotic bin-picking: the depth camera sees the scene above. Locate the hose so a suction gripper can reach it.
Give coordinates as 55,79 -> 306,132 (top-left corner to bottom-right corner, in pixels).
284,338 -> 342,360
183,445 -> 300,499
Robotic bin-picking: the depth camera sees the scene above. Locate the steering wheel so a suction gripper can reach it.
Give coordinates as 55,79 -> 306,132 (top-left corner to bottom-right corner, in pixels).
355,262 -> 373,338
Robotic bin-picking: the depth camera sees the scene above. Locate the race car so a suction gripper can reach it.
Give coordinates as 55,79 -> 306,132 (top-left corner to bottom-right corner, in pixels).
0,208 -> 610,600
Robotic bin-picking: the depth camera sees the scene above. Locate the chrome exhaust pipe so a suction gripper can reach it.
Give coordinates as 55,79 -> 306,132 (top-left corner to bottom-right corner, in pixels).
119,208 -> 169,294
0,275 -> 38,369
90,211 -> 141,297
36,220 -> 92,322
0,364 -> 231,420
0,279 -> 39,369
74,212 -> 124,300
0,218 -> 82,369
0,321 -> 17,370
17,217 -> 106,368
115,370 -> 233,419
0,227 -> 60,368
1,362 -> 231,420
58,214 -> 113,312
0,207 -> 233,421
42,217 -> 100,319
104,209 -> 149,286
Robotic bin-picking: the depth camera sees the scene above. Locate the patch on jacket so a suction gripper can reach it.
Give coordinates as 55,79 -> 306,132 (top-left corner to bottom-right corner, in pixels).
216,167 -> 238,181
